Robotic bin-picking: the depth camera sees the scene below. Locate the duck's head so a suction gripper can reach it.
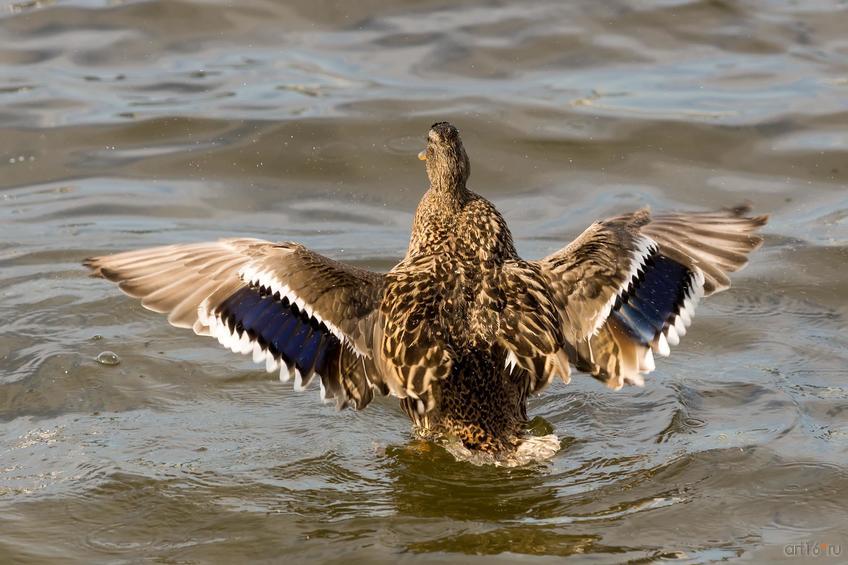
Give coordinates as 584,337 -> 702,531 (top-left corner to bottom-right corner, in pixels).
418,121 -> 470,190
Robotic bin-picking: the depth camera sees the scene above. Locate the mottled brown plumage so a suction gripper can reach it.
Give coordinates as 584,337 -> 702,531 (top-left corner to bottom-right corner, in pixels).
84,122 -> 767,462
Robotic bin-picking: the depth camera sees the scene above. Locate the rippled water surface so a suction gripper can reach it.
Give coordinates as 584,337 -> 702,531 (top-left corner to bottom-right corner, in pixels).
2,0 -> 848,562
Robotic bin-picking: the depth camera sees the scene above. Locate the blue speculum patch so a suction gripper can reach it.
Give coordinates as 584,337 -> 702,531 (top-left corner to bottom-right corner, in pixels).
217,285 -> 340,377
612,254 -> 691,345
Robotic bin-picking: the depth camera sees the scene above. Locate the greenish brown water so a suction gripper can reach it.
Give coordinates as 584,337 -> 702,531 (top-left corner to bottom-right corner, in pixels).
1,0 -> 847,562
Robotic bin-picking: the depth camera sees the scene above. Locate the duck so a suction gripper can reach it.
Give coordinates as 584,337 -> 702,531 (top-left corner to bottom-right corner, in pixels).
85,121 -> 767,462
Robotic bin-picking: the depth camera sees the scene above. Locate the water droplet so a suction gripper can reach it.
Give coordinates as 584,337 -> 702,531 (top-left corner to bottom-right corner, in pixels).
95,351 -> 120,366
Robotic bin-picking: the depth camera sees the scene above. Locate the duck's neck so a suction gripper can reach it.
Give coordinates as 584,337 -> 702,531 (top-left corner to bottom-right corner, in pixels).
427,180 -> 470,211
408,179 -> 472,256
426,146 -> 471,208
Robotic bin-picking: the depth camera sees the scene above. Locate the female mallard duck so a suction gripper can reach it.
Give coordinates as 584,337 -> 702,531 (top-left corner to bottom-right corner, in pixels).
85,122 -> 767,461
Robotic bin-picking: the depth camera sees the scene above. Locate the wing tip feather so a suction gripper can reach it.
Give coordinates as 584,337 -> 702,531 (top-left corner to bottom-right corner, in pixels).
725,203 -> 769,227
83,256 -> 109,278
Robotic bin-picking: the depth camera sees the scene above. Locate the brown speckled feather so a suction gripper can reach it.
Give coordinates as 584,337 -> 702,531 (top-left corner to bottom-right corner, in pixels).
85,121 -> 767,459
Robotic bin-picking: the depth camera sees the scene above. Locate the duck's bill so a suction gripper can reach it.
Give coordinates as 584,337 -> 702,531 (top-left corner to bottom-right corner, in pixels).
418,150 -> 427,161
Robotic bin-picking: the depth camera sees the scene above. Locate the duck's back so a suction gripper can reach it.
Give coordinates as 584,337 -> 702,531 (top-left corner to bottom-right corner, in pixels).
373,189 -> 538,449
397,189 -> 518,344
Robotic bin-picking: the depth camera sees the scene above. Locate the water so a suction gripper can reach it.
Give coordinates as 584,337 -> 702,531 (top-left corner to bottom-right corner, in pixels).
1,0 -> 847,562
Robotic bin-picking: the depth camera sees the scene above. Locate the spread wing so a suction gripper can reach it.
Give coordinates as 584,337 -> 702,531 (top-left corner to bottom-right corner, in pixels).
535,205 -> 767,389
84,238 -> 387,409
